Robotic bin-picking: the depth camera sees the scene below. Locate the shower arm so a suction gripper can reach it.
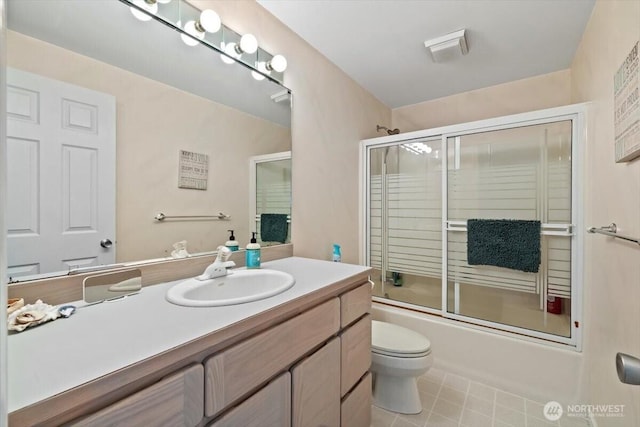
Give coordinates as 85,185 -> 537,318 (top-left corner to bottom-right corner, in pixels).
376,125 -> 400,135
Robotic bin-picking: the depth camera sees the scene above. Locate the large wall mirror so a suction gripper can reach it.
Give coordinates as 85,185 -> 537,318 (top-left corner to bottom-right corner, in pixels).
5,0 -> 292,281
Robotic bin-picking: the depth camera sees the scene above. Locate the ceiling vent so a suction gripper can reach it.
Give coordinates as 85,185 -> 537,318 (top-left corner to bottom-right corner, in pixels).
424,29 -> 468,63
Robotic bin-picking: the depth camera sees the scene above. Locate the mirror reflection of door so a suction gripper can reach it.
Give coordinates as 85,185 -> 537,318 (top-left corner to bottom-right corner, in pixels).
250,152 -> 292,246
6,69 -> 116,281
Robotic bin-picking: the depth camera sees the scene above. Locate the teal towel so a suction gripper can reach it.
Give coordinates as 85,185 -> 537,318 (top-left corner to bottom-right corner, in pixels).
260,213 -> 289,243
467,219 -> 541,273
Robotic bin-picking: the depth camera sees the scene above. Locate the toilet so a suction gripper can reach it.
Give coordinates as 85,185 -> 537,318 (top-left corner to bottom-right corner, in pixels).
371,320 -> 433,414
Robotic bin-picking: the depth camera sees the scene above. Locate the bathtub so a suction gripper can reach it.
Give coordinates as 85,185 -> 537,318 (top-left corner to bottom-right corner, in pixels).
372,302 -> 587,406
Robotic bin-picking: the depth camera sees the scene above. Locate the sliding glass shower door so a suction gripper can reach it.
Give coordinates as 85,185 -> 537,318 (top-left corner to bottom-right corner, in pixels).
368,138 -> 442,310
363,105 -> 584,347
445,121 -> 574,339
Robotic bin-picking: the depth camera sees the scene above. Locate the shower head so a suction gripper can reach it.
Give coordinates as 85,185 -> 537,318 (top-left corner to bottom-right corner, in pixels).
376,125 -> 400,135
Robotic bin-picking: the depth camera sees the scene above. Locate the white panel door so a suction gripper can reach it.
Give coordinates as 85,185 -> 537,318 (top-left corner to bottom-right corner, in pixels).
6,68 -> 116,280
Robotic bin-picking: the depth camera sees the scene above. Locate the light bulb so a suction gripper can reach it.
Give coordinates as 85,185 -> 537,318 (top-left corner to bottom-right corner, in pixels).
251,61 -> 270,81
181,20 -> 204,47
221,43 -> 240,64
239,34 -> 258,54
130,0 -> 158,21
267,54 -> 287,72
198,9 -> 221,33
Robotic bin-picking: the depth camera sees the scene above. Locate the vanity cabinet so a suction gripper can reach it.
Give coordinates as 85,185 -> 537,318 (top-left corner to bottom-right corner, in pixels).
204,298 -> 340,418
205,286 -> 370,427
9,260 -> 373,427
70,364 -> 204,427
205,283 -> 370,427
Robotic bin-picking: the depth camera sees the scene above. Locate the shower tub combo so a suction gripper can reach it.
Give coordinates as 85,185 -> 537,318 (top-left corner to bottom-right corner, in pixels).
360,104 -> 587,404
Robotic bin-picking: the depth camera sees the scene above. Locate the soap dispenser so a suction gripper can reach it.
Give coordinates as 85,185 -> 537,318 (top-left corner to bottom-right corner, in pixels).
225,230 -> 239,251
245,232 -> 261,269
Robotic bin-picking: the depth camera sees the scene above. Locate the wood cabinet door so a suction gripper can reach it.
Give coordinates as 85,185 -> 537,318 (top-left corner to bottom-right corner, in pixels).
291,337 -> 340,427
208,372 -> 291,427
71,364 -> 203,427
340,314 -> 372,397
340,282 -> 371,328
341,373 -> 372,427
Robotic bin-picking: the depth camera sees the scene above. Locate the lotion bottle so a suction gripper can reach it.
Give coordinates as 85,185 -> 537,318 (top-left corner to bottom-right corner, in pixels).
225,230 -> 239,251
245,232 -> 261,269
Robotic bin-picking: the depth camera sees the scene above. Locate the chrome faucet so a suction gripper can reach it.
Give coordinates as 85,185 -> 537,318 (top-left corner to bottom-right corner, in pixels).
197,246 -> 236,280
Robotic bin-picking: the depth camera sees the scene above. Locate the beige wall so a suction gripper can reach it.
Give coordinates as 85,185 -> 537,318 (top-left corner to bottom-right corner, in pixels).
7,31 -> 291,263
392,69 -> 571,132
192,0 -> 391,264
571,1 -> 640,425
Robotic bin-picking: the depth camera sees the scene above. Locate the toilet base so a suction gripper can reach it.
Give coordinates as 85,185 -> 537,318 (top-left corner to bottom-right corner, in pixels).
372,372 -> 422,414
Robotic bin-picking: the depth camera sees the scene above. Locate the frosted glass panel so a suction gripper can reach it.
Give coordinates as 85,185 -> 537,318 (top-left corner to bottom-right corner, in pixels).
446,121 -> 572,338
448,121 -> 572,221
369,139 -> 443,309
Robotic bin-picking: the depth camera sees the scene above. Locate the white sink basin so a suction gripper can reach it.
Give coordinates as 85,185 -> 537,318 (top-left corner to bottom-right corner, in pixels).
166,269 -> 295,307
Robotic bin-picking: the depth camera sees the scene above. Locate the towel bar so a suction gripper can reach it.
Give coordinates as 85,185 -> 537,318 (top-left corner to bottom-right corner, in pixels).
155,212 -> 231,221
255,214 -> 291,223
588,223 -> 640,245
446,221 -> 573,236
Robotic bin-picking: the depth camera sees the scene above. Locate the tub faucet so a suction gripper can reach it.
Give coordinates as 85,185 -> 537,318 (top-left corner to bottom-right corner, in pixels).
197,246 -> 236,280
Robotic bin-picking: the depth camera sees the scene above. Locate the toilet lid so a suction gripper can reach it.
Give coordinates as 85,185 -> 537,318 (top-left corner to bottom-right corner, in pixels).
372,320 -> 431,357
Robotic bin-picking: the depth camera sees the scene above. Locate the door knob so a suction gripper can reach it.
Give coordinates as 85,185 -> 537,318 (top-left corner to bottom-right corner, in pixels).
617,353 -> 640,385
100,239 -> 113,248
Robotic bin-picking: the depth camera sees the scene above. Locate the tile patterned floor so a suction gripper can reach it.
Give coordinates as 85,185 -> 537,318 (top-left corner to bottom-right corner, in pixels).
371,368 -> 591,427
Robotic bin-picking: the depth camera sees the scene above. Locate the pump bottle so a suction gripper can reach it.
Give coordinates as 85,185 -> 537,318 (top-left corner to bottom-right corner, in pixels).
225,230 -> 239,251
246,232 -> 261,269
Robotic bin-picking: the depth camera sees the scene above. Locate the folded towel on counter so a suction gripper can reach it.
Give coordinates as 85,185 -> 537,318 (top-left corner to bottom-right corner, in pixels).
260,213 -> 289,243
467,219 -> 541,273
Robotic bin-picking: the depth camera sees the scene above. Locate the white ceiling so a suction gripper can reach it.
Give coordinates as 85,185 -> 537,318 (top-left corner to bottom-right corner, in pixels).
257,0 -> 596,109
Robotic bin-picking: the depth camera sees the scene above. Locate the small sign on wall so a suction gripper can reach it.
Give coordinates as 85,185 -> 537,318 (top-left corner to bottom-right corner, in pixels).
178,150 -> 209,190
614,40 -> 639,162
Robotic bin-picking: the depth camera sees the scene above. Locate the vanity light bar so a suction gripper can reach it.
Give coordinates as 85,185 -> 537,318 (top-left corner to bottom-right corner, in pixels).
121,0 -> 287,83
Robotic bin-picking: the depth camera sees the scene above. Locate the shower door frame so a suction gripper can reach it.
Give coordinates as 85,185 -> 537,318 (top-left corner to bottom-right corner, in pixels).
360,104 -> 586,349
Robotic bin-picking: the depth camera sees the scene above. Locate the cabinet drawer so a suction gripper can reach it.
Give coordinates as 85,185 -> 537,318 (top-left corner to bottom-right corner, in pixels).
292,337 -> 340,427
341,372 -> 372,427
71,364 -> 203,427
208,372 -> 291,427
205,298 -> 340,417
340,282 -> 371,328
340,314 -> 371,397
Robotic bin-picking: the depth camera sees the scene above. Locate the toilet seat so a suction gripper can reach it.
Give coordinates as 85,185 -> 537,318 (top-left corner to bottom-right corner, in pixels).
372,320 -> 431,358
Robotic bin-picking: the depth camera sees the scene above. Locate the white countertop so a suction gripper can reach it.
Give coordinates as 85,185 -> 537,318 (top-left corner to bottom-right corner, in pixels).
8,257 -> 370,412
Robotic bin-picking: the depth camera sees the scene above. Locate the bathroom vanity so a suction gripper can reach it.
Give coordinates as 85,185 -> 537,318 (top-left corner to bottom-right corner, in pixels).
7,257 -> 372,426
